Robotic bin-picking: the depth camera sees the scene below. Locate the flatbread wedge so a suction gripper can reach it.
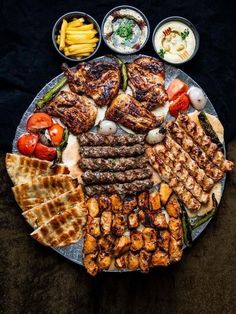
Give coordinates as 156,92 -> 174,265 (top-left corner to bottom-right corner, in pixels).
31,203 -> 87,247
6,153 -> 69,185
12,174 -> 77,211
23,185 -> 85,228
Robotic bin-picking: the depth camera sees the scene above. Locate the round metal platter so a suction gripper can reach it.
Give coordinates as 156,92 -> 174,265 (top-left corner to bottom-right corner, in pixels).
12,54 -> 226,270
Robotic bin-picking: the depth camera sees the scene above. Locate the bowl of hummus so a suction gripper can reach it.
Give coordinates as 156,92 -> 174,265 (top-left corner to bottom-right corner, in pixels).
102,6 -> 150,54
152,16 -> 199,64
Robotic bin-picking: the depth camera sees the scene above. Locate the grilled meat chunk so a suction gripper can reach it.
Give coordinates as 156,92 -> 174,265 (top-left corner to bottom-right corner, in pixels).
98,235 -> 114,254
123,196 -> 137,214
97,252 -> 112,270
110,194 -> 123,213
79,133 -> 145,146
127,252 -> 139,271
82,167 -> 152,185
128,213 -> 139,229
169,236 -> 183,262
130,231 -> 144,252
143,227 -> 157,252
138,191 -> 149,211
80,144 -> 145,158
169,217 -> 183,241
159,183 -> 172,205
62,62 -> 121,107
115,254 -> 128,270
148,211 -> 168,229
106,93 -> 163,133
157,230 -> 170,253
83,253 -> 98,276
100,211 -> 112,235
112,213 -> 126,237
83,234 -> 97,254
151,249 -> 170,267
127,56 -> 167,110
113,236 -> 131,257
166,194 -> 181,218
149,191 -> 161,211
42,91 -> 97,135
85,179 -> 153,196
87,197 -> 100,217
139,250 -> 151,273
98,194 -> 111,211
86,216 -> 101,238
79,156 -> 149,172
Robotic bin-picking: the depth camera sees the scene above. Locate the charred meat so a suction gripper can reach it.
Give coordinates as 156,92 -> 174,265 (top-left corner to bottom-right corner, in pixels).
79,133 -> 145,146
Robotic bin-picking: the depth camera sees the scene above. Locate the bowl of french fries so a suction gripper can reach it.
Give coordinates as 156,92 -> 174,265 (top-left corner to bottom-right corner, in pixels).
52,12 -> 101,61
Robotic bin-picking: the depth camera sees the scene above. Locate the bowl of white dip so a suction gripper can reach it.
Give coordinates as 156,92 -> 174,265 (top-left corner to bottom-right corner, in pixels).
152,16 -> 199,64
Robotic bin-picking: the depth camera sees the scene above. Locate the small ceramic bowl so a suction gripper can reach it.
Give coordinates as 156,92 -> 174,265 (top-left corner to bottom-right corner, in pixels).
152,16 -> 200,65
52,11 -> 101,62
101,5 -> 150,55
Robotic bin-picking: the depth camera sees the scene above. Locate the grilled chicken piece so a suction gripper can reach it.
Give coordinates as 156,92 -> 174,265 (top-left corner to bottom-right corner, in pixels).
177,113 -> 234,172
159,183 -> 172,205
113,236 -> 131,257
98,194 -> 111,211
138,191 -> 149,211
79,156 -> 149,172
115,254 -> 128,270
166,194 -> 181,218
43,91 -> 97,135
127,251 -> 139,271
87,197 -> 100,217
123,196 -> 137,214
169,218 -> 183,241
86,216 -> 101,238
112,213 -> 126,236
62,62 -> 121,107
137,209 -> 146,225
139,250 -> 151,273
97,252 -> 112,270
100,211 -> 112,235
110,194 -> 123,213
83,253 -> 98,276
157,230 -> 170,253
169,236 -> 183,262
98,235 -> 114,254
127,213 -> 139,229
148,211 -> 168,229
149,191 -> 161,211
106,93 -> 163,133
143,227 -> 157,252
130,231 -> 144,252
79,133 -> 145,146
127,56 -> 167,110
151,249 -> 170,267
83,234 -> 97,254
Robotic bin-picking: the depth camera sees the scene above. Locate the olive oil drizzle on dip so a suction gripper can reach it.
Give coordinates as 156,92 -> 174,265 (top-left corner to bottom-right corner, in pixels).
103,8 -> 148,53
154,21 -> 196,63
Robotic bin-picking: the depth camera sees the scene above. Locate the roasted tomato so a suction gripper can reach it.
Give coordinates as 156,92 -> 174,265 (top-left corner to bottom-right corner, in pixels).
26,113 -> 53,133
167,79 -> 189,101
34,142 -> 57,161
17,133 -> 39,156
169,94 -> 190,118
48,123 -> 64,146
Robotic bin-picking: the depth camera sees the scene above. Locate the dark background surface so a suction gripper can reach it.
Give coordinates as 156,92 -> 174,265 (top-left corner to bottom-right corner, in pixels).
0,0 -> 236,313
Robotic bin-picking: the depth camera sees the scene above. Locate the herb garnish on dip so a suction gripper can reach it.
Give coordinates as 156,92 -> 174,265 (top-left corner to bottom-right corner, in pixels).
102,6 -> 149,54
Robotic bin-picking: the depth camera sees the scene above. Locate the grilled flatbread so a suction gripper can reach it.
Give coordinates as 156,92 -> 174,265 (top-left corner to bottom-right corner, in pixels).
23,186 -> 85,228
6,153 -> 69,185
31,203 -> 87,247
12,174 -> 77,211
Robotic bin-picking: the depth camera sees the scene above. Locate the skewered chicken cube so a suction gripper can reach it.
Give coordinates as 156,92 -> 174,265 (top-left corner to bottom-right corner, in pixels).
97,252 -> 112,270
98,235 -> 114,254
148,211 -> 168,229
112,213 -> 126,237
127,251 -> 139,271
169,217 -> 183,241
123,196 -> 137,214
157,230 -> 170,253
115,254 -> 128,270
86,216 -> 101,237
151,249 -> 170,267
83,234 -> 98,254
98,194 -> 111,211
139,250 -> 151,273
169,236 -> 183,262
110,194 -> 123,213
130,231 -> 144,252
87,197 -> 100,217
143,227 -> 157,252
149,191 -> 161,211
159,183 -> 172,205
138,191 -> 149,211
113,236 -> 131,257
128,212 -> 139,229
166,194 -> 181,218
137,209 -> 146,225
83,253 -> 98,276
101,211 -> 112,235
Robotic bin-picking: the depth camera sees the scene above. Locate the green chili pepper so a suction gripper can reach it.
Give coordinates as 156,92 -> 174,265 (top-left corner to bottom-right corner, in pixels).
51,128 -> 69,167
106,55 -> 128,91
180,203 -> 193,247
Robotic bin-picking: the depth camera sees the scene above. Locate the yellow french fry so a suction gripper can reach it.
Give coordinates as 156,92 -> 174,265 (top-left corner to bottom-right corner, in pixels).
66,33 -> 96,41
68,43 -> 96,52
74,24 -> 94,31
65,47 -> 94,56
68,18 -> 84,27
65,37 -> 99,45
59,19 -> 68,51
66,29 -> 97,35
56,35 -> 61,45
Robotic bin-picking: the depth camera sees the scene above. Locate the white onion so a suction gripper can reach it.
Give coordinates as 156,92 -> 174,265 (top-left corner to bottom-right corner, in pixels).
146,128 -> 166,145
97,120 -> 117,135
188,87 -> 207,110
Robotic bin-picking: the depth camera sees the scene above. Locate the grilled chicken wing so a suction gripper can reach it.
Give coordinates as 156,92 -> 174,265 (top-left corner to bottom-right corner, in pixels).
43,90 -> 97,135
62,62 -> 121,106
127,56 -> 168,110
106,93 -> 163,133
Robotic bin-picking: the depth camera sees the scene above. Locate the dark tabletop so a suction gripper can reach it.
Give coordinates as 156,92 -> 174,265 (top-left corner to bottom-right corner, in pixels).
0,0 -> 236,313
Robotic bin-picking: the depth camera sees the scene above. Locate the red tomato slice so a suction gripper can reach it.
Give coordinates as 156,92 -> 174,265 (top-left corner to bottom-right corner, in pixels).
167,79 -> 189,101
17,133 -> 39,156
26,113 -> 53,133
34,143 -> 57,161
169,94 -> 190,118
48,123 -> 64,146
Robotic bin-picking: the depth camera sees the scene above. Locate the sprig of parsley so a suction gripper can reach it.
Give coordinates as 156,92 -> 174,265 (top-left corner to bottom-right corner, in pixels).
181,28 -> 189,40
158,49 -> 166,58
115,19 -> 135,41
